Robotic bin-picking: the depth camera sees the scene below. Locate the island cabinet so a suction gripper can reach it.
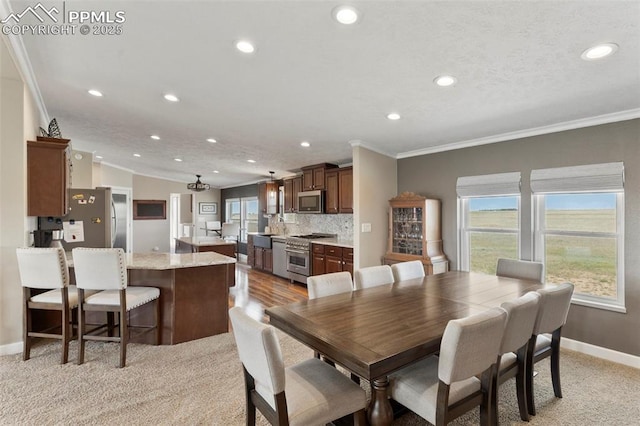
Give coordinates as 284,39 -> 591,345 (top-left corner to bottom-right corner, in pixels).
301,163 -> 338,191
283,176 -> 302,213
258,181 -> 278,214
312,243 -> 353,276
383,192 -> 449,275
27,137 -> 71,216
325,167 -> 353,214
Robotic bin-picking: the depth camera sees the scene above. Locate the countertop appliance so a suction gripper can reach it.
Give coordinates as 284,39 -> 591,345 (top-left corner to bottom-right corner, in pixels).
297,190 -> 324,213
38,187 -> 121,250
285,233 -> 336,284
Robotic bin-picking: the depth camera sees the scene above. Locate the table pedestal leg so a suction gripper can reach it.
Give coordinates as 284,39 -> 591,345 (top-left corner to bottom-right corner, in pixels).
367,376 -> 393,426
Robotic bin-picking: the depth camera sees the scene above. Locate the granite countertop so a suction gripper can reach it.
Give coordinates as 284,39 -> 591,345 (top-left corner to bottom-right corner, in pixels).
311,238 -> 353,248
175,237 -> 236,246
67,251 -> 236,270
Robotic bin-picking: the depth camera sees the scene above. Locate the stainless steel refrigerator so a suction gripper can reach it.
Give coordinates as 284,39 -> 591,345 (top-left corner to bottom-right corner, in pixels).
38,187 -> 124,250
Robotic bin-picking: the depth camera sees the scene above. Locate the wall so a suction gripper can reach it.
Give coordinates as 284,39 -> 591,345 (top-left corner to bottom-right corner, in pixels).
70,149 -> 93,188
353,146 -> 397,270
0,37 -> 42,351
397,119 -> 640,356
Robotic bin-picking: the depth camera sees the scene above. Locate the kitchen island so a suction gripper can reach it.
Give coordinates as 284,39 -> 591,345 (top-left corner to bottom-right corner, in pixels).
67,251 -> 236,345
175,236 -> 236,258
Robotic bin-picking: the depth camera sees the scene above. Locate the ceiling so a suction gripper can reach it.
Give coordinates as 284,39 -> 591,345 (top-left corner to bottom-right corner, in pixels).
5,0 -> 640,188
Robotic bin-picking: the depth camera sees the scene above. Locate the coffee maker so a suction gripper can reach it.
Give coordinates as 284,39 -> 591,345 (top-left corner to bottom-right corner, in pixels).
33,229 -> 64,248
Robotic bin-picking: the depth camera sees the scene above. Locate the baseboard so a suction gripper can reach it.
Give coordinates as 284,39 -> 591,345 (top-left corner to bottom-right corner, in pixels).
0,341 -> 22,356
561,337 -> 640,369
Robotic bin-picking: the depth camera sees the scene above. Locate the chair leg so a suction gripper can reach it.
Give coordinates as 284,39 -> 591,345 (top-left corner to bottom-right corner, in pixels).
119,308 -> 127,368
526,335 -> 537,416
77,303 -> 86,365
107,312 -> 115,337
551,328 -> 563,398
61,304 -> 69,364
155,297 -> 161,345
515,346 -> 530,421
23,289 -> 31,361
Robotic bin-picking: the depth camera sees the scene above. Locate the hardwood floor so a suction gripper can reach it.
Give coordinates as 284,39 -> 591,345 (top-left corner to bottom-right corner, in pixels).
229,262 -> 308,322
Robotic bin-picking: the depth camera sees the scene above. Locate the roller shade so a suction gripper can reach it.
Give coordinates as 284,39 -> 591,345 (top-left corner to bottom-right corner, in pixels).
530,162 -> 624,194
456,172 -> 521,197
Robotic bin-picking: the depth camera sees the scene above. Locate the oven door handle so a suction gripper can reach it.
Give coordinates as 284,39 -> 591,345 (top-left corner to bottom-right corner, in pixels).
285,249 -> 308,255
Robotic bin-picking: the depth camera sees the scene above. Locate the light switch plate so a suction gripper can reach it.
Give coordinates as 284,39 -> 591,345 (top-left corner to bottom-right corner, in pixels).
361,223 -> 372,233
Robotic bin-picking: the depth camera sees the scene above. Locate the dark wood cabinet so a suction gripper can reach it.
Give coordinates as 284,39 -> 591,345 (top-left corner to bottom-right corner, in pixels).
248,235 -> 273,273
325,167 -> 353,214
259,181 -> 278,214
27,137 -> 71,216
283,176 -> 302,213
311,243 -> 353,276
301,163 -> 338,191
312,244 -> 326,275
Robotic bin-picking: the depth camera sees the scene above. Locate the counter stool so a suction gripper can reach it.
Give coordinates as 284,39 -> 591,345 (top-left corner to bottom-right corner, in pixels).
16,247 -> 77,364
72,248 -> 160,368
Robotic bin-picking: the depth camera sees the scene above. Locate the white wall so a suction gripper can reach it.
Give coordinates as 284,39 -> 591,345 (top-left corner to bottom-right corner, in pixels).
352,145 -> 397,269
0,37 -> 43,351
69,149 -> 93,188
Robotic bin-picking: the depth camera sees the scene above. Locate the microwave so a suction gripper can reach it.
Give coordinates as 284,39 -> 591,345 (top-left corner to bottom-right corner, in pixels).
297,190 -> 324,213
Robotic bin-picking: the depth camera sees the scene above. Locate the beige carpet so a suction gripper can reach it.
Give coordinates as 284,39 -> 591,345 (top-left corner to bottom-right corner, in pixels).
1,332 -> 639,425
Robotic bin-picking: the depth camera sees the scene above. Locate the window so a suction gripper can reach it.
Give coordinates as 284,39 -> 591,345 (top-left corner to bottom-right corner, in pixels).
225,196 -> 258,243
532,162 -> 625,312
457,172 -> 521,274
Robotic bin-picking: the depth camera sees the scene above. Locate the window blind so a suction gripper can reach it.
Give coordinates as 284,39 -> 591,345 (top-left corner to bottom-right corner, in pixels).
530,162 -> 624,193
456,172 -> 521,197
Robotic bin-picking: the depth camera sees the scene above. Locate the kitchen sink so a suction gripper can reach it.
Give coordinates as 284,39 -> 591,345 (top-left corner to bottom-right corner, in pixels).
253,234 -> 272,248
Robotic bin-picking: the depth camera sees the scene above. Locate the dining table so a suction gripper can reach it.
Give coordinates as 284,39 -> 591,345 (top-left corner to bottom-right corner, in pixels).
266,270 -> 547,426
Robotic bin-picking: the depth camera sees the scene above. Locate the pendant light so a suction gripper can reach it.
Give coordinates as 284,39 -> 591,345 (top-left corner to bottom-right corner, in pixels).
187,174 -> 210,192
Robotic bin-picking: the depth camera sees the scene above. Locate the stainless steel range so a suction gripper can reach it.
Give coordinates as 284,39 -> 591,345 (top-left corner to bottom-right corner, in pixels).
285,233 -> 336,284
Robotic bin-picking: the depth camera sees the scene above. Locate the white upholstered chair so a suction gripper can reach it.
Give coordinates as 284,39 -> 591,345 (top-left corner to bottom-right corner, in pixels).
391,260 -> 425,282
307,271 -> 353,299
205,220 -> 221,236
16,247 -> 77,364
390,307 -> 507,426
496,258 -> 545,282
72,248 -> 160,368
527,282 -> 574,415
354,265 -> 394,290
221,222 -> 240,241
494,291 -> 541,421
229,307 -> 367,425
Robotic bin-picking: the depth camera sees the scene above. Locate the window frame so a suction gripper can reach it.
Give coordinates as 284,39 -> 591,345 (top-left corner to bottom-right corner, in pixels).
533,192 -> 625,313
225,196 -> 258,244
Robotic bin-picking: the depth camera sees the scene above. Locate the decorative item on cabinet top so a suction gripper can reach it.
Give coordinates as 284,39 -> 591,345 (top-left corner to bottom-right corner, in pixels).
39,118 -> 62,138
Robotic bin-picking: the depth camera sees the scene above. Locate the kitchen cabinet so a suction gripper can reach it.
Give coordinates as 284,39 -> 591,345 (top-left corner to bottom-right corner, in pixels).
258,181 -> 278,214
383,192 -> 448,275
283,176 -> 302,213
325,167 -> 353,214
301,163 -> 338,191
248,234 -> 273,273
27,137 -> 71,216
312,243 -> 353,276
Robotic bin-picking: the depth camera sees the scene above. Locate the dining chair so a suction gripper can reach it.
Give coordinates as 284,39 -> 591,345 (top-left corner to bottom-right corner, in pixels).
526,282 -> 574,415
205,220 -> 221,236
389,307 -> 507,426
16,247 -> 77,364
354,264 -> 394,290
494,291 -> 541,421
496,258 -> 545,282
229,307 -> 367,425
391,260 -> 425,282
72,248 -> 160,368
221,222 -> 240,240
307,271 -> 353,299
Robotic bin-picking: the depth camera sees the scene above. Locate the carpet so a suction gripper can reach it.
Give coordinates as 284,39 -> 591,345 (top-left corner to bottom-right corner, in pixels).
1,332 -> 638,425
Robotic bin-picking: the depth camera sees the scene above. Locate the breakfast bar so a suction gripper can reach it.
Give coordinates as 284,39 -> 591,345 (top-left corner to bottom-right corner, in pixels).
67,251 -> 236,345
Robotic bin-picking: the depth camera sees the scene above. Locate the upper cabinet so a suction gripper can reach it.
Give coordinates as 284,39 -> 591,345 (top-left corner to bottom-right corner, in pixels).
325,167 -> 353,214
301,163 -> 338,191
27,137 -> 71,217
258,181 -> 278,214
283,176 -> 302,213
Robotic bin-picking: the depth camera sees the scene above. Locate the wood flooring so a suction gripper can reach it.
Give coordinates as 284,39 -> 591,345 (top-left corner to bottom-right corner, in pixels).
229,262 -> 308,322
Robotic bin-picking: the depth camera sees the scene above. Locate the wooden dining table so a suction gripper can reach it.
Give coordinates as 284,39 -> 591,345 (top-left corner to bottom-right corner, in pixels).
266,270 -> 547,426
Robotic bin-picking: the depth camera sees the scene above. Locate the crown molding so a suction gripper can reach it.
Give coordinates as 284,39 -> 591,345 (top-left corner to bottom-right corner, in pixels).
397,108 -> 640,159
349,139 -> 395,158
0,0 -> 49,124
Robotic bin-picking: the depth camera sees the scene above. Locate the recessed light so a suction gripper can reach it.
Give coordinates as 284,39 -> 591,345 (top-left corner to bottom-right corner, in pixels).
88,89 -> 103,97
581,43 -> 619,61
150,135 -> 160,140
207,138 -> 217,143
133,153 -> 141,157
333,6 -> 360,24
387,113 -> 401,120
434,75 -> 457,87
164,93 -> 179,102
300,141 -> 311,147
247,159 -> 256,163
95,155 -> 103,159
236,40 -> 255,54
213,170 -> 220,174
174,158 -> 182,162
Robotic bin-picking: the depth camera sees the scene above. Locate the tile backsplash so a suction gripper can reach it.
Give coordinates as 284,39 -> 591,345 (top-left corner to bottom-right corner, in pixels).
268,214 -> 353,240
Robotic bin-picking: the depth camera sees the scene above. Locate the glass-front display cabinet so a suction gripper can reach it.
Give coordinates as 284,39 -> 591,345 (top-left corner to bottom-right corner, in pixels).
384,192 -> 449,275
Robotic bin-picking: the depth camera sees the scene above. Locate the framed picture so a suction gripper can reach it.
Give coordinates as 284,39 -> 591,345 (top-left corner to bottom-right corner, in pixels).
133,200 -> 166,220
199,202 -> 217,215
